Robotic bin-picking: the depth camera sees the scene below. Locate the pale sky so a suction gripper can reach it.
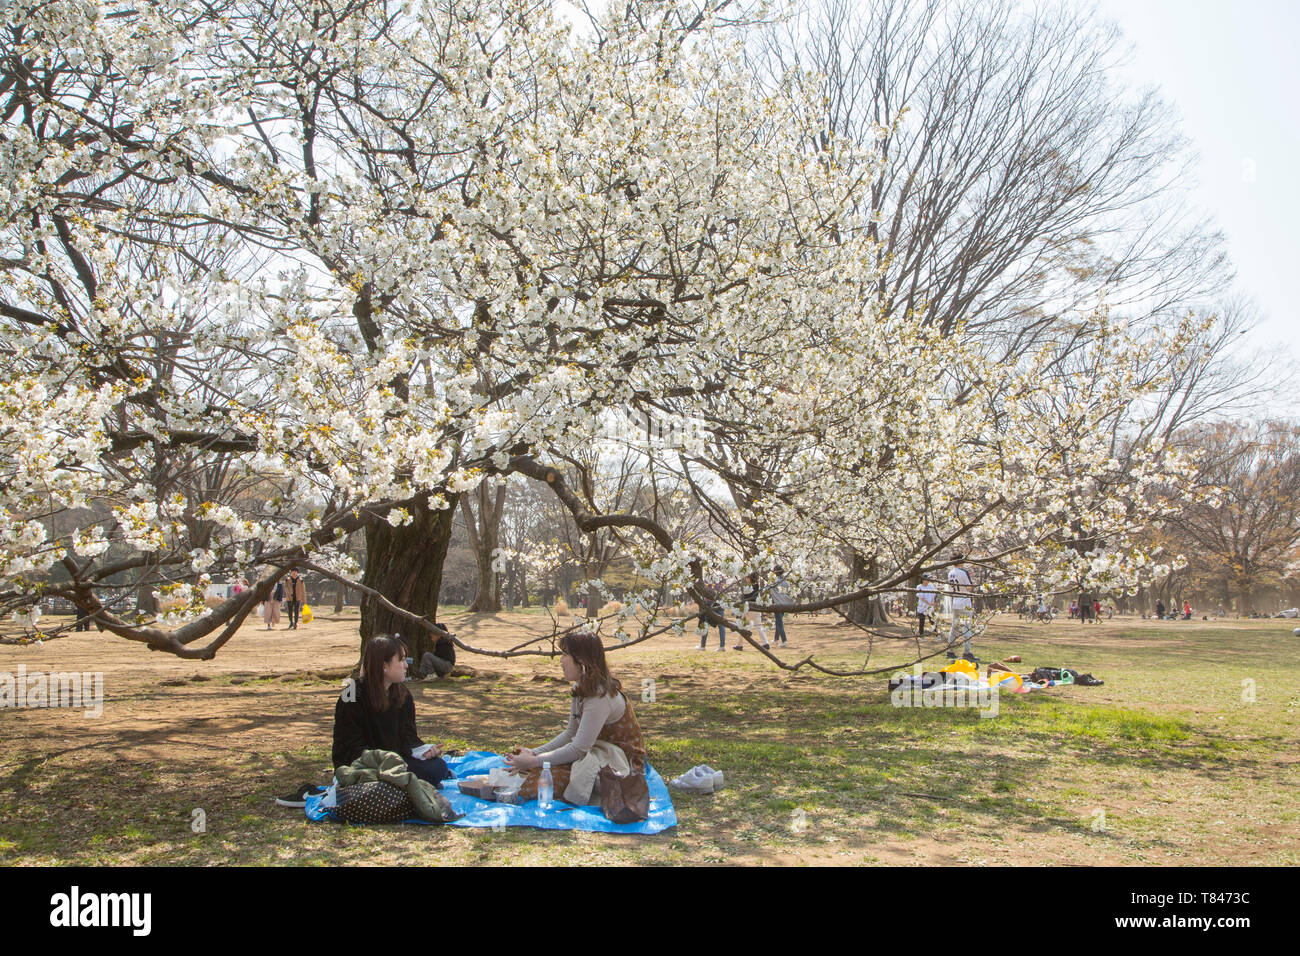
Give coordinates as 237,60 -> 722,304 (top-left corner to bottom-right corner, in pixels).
1092,0 -> 1300,416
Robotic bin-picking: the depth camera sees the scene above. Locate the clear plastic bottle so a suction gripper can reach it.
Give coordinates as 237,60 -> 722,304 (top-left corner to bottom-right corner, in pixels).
538,761 -> 554,810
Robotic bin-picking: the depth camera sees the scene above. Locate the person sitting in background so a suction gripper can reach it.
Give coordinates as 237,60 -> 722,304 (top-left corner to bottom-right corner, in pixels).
420,628 -> 457,679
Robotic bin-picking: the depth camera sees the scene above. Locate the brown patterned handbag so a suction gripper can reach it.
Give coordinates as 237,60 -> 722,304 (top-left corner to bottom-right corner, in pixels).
599,764 -> 649,823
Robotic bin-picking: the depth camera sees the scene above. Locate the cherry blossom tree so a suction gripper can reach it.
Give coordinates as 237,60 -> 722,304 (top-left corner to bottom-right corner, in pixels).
2,0 -> 1201,675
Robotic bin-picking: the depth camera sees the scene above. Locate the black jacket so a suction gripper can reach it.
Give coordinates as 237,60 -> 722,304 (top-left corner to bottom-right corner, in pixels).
332,678 -> 423,770
433,634 -> 455,666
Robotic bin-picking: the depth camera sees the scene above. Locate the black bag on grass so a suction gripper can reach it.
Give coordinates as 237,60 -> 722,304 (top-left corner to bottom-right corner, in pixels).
1029,667 -> 1078,683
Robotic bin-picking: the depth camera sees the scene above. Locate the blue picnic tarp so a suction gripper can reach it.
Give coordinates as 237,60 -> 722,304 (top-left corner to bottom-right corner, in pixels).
304,750 -> 677,834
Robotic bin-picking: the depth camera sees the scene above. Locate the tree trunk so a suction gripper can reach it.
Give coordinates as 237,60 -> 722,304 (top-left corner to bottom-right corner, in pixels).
558,567 -> 576,605
334,579 -> 345,613
468,545 -> 501,613
135,581 -> 158,617
517,560 -> 530,607
844,551 -> 890,626
360,495 -> 456,661
462,484 -> 507,613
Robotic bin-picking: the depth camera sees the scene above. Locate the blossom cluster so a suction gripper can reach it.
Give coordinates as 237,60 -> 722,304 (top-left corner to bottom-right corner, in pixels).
0,0 -> 1200,647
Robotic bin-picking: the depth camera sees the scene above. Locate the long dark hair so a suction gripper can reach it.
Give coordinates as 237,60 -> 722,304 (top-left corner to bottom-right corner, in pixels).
360,634 -> 409,712
560,630 -> 621,700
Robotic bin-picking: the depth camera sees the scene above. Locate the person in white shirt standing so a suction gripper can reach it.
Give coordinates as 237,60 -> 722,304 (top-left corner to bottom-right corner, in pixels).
947,554 -> 975,659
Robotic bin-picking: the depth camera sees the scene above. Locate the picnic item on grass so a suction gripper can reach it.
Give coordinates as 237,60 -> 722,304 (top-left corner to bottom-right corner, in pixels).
458,776 -> 498,800
1026,666 -> 1105,687
941,658 -> 980,679
333,781 -> 417,824
458,766 -> 525,801
600,764 -> 650,823
670,765 -> 724,793
275,783 -> 324,808
335,748 -> 459,822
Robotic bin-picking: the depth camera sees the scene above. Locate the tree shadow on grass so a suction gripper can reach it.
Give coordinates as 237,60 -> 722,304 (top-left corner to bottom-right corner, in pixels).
0,662 -> 1285,865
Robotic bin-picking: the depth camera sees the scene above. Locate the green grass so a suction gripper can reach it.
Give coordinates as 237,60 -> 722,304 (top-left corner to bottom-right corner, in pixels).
0,618 -> 1296,865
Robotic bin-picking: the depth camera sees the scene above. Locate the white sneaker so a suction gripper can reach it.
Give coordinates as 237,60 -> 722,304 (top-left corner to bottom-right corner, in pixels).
669,766 -> 715,793
698,765 -> 725,791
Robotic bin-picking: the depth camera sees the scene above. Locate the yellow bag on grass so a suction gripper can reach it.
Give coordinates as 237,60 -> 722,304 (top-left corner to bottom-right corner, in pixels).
988,670 -> 1023,690
940,659 -> 979,678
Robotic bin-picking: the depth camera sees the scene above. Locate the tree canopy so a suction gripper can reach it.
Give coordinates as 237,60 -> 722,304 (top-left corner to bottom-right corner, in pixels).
1,0 -> 1215,671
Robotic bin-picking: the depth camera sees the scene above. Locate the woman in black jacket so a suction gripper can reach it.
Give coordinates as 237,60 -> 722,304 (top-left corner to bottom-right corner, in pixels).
332,634 -> 452,786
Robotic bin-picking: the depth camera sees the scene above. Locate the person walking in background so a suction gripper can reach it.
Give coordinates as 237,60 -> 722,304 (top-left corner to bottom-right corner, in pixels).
285,569 -> 306,630
771,566 -> 792,647
263,579 -> 283,629
697,577 -> 728,651
736,571 -> 770,650
916,574 -> 938,641
947,554 -> 975,659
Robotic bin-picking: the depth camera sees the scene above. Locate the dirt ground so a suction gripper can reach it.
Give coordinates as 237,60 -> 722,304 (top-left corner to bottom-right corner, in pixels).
0,608 -> 873,793
1,609 -> 1296,866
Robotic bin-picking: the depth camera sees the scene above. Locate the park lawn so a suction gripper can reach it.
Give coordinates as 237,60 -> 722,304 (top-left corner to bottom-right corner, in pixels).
0,612 -> 1295,866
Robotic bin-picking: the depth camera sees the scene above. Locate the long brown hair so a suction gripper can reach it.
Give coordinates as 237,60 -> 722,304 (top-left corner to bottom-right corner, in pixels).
360,634 -> 409,712
561,630 -> 622,700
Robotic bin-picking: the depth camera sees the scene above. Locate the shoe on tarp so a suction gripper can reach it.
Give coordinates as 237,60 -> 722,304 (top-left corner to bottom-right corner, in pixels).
274,782 -> 324,808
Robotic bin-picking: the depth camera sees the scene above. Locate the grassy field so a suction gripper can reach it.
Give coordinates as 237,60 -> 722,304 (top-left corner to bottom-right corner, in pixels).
1,610 -> 1295,865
